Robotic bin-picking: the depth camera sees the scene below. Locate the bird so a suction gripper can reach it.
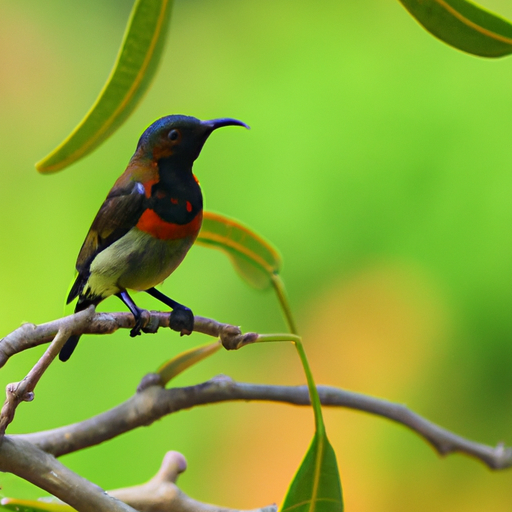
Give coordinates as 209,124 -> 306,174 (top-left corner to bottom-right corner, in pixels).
60,114 -> 248,361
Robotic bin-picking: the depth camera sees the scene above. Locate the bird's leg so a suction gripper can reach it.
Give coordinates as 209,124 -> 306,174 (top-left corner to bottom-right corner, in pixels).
116,291 -> 144,337
145,287 -> 194,335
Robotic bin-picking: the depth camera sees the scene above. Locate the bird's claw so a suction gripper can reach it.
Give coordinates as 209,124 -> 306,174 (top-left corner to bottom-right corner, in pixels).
169,307 -> 194,336
130,317 -> 144,337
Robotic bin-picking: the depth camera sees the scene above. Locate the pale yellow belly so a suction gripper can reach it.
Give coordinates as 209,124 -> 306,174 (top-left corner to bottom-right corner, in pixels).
84,227 -> 196,298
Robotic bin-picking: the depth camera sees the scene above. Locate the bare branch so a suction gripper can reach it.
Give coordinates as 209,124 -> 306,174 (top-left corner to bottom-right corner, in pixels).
0,436 -> 138,512
109,450 -> 276,512
0,310 -> 257,436
0,310 -> 258,368
0,439 -> 276,512
0,308 -> 95,367
16,377 -> 512,470
0,314 -> 92,438
3,311 -> 511,471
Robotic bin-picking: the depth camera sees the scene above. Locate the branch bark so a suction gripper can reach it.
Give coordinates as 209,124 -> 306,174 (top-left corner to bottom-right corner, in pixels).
108,451 -> 276,512
0,319 -> 84,438
0,447 -> 276,512
0,310 -> 257,438
0,310 -> 258,369
0,436 -> 138,512
2,308 -> 511,512
15,376 -> 512,470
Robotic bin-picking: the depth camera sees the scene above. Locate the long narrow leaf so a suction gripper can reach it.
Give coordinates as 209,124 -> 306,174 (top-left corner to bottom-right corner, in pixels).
157,341 -> 221,385
36,0 -> 173,173
197,211 -> 282,290
1,498 -> 71,512
399,0 -> 512,57
280,432 -> 343,512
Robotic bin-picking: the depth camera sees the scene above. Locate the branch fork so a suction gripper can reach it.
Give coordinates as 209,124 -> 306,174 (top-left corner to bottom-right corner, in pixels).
1,309 -> 511,512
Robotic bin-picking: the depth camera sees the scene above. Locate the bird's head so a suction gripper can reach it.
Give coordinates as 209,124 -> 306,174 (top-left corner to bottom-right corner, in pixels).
136,114 -> 249,164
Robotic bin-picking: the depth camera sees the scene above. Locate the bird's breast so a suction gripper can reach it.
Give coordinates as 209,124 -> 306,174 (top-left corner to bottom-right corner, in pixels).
136,176 -> 203,240
136,208 -> 203,240
88,227 -> 198,293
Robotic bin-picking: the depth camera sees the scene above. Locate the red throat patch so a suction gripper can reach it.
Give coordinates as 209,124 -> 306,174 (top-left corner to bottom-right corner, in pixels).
136,209 -> 203,240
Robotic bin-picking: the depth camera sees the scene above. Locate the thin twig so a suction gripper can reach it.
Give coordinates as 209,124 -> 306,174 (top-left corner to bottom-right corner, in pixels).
3,311 -> 511,477
0,310 -> 257,437
16,377 -> 512,470
0,307 -> 95,367
0,321 -> 83,438
0,310 -> 258,368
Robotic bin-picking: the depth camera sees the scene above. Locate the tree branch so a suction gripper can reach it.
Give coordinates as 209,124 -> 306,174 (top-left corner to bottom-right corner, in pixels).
0,310 -> 258,369
108,451 -> 276,512
3,310 -> 511,486
0,309 -> 259,437
0,309 -> 101,438
0,438 -> 276,512
0,308 -> 96,368
16,376 -> 512,470
0,436 -> 138,512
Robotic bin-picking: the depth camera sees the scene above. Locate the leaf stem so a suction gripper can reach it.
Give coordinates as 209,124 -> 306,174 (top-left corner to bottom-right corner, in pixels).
271,274 -> 325,435
271,273 -> 298,334
257,334 -> 302,343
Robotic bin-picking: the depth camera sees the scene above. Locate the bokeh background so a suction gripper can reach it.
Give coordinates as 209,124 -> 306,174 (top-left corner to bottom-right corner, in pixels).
2,0 -> 512,510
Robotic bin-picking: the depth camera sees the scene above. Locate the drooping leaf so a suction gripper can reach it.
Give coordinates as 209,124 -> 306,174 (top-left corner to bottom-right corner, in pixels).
157,341 -> 221,385
197,211 -> 282,290
198,215 -> 342,507
36,0 -> 173,173
280,432 -> 343,512
1,498 -> 71,512
398,0 -> 512,57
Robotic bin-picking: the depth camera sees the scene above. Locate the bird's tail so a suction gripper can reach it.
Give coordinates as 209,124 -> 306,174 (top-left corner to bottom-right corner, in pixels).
59,334 -> 80,362
59,298 -> 96,362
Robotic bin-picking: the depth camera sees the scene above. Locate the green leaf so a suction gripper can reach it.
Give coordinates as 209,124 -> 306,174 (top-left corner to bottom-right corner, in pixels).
398,0 -> 512,57
280,432 -> 343,512
36,0 -> 173,173
157,341 -> 221,385
1,498 -> 72,512
197,211 -> 282,290
199,216 -> 343,508
197,214 -> 343,507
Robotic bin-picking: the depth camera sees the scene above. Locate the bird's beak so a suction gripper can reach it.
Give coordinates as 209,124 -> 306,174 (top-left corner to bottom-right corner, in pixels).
202,118 -> 250,132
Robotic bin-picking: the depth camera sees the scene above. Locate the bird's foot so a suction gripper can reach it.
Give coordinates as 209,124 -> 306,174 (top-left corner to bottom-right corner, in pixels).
117,291 -> 145,337
130,315 -> 144,337
169,307 -> 194,336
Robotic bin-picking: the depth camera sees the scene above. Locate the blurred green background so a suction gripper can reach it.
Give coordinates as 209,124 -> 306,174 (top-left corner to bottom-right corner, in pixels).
1,0 -> 512,510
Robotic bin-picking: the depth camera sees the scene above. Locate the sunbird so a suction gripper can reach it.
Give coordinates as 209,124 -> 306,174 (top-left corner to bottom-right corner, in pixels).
60,114 -> 248,361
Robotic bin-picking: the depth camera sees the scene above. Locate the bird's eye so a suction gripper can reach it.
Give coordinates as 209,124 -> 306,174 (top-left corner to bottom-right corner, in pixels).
168,129 -> 180,141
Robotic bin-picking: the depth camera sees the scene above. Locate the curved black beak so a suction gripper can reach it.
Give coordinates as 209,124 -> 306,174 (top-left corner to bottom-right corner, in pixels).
202,118 -> 250,132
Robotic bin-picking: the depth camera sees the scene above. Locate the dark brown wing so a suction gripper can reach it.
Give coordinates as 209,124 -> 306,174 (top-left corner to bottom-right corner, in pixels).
67,181 -> 146,303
